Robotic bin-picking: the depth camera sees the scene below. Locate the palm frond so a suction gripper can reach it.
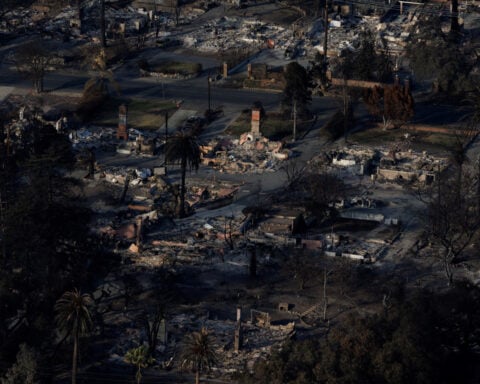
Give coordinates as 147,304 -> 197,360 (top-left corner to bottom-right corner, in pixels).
165,132 -> 201,171
180,328 -> 218,373
54,288 -> 93,337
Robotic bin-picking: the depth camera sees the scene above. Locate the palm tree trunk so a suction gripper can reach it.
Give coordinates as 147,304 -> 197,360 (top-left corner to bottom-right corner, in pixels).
179,155 -> 187,218
72,329 -> 78,384
322,267 -> 328,321
323,0 -> 328,61
451,0 -> 459,35
445,258 -> 453,286
136,366 -> 142,384
100,0 -> 106,48
77,0 -> 83,32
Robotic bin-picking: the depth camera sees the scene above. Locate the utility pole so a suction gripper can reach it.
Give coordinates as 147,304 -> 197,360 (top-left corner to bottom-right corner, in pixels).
477,156 -> 480,213
343,78 -> 349,144
165,111 -> 168,142
323,0 -> 329,67
5,125 -> 11,157
164,111 -> 168,173
0,121 -> 8,267
0,192 -> 6,267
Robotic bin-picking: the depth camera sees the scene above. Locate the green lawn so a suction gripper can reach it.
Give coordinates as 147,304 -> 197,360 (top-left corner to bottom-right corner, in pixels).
414,132 -> 459,151
92,98 -> 177,130
349,127 -> 406,145
226,111 -> 312,140
151,61 -> 202,76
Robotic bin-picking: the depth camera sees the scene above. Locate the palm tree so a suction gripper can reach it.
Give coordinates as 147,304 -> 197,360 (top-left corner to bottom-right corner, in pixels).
55,289 -> 93,384
124,345 -> 154,384
180,328 -> 218,384
165,132 -> 200,218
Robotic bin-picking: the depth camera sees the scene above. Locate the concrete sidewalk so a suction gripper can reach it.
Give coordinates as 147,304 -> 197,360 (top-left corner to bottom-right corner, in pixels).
0,86 -> 14,102
159,108 -> 198,134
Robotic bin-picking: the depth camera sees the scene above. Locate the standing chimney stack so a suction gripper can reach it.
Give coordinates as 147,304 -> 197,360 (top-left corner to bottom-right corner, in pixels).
234,306 -> 243,352
117,104 -> 128,140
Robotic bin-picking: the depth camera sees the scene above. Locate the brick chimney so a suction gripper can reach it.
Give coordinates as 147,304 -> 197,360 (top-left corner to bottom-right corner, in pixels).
117,104 -> 128,140
251,108 -> 261,135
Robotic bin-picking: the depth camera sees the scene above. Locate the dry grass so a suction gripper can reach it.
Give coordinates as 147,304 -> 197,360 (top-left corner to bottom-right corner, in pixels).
350,126 -> 459,152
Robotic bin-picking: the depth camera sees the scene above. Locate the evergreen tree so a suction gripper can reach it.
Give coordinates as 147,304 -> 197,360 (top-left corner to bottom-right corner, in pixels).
282,62 -> 312,117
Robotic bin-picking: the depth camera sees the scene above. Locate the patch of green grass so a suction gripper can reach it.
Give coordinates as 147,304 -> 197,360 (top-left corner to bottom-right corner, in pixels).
226,111 -> 311,140
226,111 -> 251,135
151,61 -> 202,76
415,133 -> 458,151
350,127 -> 405,145
91,97 -> 177,130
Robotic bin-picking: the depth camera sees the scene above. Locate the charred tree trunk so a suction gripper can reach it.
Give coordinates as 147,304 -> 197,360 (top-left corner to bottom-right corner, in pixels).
444,254 -> 454,286
72,328 -> 79,384
292,98 -> 297,142
249,247 -> 257,277
88,148 -> 95,178
224,216 -> 235,250
120,174 -> 131,204
179,154 -> 187,218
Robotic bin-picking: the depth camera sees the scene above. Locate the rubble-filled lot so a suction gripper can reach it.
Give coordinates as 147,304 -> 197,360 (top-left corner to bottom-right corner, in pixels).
200,134 -> 290,174
4,0 -> 480,382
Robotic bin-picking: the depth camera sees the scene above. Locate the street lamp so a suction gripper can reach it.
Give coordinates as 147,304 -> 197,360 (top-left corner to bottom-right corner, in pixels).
156,76 -> 165,99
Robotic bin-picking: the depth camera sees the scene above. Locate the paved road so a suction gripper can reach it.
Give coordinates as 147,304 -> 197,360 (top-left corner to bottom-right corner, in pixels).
0,32 -> 340,218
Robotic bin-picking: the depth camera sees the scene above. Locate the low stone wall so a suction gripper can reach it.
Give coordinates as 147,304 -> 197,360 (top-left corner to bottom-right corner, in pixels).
330,77 -> 385,89
339,210 -> 385,223
373,122 -> 479,136
140,69 -> 197,79
377,167 -> 435,184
